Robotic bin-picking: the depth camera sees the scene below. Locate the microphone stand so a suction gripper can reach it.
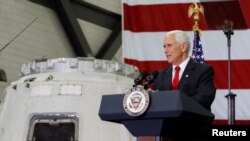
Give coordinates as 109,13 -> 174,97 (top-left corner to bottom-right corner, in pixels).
223,24 -> 236,125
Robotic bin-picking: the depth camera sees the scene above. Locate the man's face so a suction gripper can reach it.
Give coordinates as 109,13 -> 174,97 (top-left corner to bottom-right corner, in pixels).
163,34 -> 185,65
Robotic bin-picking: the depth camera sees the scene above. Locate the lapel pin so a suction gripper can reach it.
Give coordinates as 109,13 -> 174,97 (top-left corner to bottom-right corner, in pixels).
185,74 -> 189,78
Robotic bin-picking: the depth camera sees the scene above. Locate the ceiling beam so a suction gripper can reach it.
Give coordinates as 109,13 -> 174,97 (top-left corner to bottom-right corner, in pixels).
29,0 -> 122,59
55,0 -> 93,57
72,0 -> 120,30
71,0 -> 122,59
95,20 -> 121,59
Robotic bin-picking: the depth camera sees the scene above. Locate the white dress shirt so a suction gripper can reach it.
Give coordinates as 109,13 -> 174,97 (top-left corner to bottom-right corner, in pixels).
172,57 -> 190,81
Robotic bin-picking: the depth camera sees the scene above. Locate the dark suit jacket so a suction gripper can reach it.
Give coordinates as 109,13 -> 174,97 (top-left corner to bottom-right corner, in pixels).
152,58 -> 216,111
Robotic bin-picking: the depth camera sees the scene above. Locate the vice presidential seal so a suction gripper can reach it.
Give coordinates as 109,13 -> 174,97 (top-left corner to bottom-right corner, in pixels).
123,86 -> 150,117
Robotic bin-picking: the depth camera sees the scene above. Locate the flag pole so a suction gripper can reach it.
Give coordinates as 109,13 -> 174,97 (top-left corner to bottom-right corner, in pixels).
188,2 -> 205,63
223,20 -> 236,125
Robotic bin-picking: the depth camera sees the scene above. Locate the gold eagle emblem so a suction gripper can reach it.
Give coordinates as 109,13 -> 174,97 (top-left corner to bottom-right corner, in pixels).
188,2 -> 204,19
188,2 -> 204,31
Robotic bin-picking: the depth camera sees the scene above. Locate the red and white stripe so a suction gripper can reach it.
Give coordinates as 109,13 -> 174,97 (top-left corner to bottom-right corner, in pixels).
122,0 -> 250,124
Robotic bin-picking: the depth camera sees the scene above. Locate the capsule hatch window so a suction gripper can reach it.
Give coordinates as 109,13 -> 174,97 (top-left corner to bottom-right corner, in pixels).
27,113 -> 79,141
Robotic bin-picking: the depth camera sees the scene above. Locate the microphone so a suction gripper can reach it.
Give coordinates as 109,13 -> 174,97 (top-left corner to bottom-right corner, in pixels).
133,71 -> 148,87
143,70 -> 159,89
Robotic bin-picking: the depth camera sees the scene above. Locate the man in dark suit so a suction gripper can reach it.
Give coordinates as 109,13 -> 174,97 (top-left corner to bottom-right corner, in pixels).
152,30 -> 216,140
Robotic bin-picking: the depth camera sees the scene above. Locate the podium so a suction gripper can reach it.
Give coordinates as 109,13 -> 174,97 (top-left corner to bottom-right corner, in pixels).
98,90 -> 214,140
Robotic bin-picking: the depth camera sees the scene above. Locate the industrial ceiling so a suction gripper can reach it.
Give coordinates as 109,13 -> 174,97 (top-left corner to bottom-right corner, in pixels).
30,0 -> 122,60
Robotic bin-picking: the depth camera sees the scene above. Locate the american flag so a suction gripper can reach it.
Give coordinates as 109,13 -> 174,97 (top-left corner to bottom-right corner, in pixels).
122,0 -> 250,125
192,31 -> 205,64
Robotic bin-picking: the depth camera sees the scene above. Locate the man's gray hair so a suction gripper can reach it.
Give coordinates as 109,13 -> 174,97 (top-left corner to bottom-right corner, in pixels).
166,30 -> 191,52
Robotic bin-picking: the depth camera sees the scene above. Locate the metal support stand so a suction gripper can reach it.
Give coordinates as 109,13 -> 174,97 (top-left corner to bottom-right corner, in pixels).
223,24 -> 237,125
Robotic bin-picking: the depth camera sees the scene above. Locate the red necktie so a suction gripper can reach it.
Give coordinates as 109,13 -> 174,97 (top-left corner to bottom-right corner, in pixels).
172,66 -> 180,90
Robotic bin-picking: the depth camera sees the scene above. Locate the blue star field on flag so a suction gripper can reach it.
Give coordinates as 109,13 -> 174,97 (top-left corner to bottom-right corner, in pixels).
192,31 -> 205,64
